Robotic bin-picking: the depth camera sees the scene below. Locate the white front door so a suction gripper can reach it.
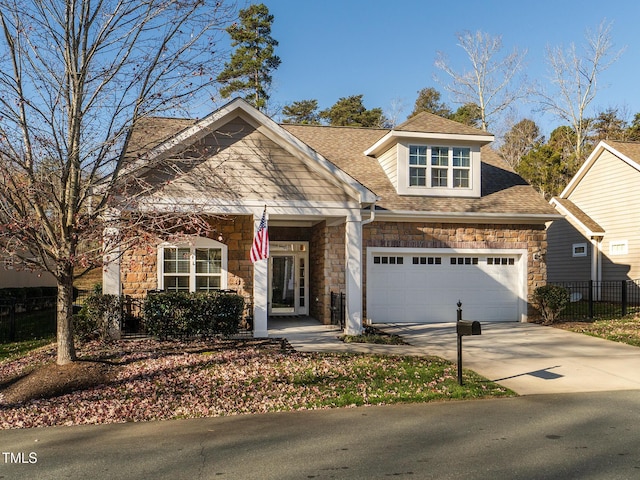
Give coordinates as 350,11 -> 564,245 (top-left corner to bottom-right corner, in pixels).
269,242 -> 309,316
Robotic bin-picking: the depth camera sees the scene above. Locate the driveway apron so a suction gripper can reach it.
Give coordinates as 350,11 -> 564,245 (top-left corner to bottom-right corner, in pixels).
269,319 -> 640,395
377,322 -> 640,395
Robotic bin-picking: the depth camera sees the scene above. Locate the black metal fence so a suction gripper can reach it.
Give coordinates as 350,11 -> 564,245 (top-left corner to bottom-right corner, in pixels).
550,280 -> 640,320
0,296 -> 57,343
330,291 -> 345,329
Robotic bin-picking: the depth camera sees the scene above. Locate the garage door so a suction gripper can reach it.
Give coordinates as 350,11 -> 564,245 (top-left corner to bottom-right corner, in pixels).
367,250 -> 523,323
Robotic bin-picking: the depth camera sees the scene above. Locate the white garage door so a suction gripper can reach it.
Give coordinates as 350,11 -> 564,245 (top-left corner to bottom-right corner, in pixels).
367,249 -> 524,323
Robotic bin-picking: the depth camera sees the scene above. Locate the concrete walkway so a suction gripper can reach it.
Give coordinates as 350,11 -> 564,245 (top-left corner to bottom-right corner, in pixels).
268,318 -> 640,395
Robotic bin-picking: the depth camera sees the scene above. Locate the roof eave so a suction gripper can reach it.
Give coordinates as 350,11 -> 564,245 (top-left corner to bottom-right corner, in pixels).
364,131 -> 495,157
372,209 -> 561,224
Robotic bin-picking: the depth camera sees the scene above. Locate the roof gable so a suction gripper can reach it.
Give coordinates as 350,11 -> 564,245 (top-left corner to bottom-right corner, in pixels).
395,112 -> 490,136
123,98 -> 377,205
561,140 -> 640,197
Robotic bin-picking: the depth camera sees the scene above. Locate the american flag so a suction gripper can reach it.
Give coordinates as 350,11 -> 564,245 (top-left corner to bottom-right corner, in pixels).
250,208 -> 269,263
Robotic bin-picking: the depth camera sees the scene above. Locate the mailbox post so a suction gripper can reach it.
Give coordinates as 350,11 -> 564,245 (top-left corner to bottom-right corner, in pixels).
456,301 -> 481,385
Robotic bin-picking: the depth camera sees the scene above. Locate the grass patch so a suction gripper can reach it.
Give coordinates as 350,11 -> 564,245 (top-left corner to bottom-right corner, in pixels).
0,338 -> 54,361
288,354 -> 512,408
557,315 -> 640,347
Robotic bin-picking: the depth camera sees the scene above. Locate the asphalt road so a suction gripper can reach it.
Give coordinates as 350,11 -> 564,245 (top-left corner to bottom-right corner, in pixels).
2,390 -> 640,479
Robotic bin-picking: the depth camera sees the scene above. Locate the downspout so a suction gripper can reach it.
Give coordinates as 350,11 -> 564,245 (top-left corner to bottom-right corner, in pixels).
591,237 -> 602,301
361,204 -> 376,226
359,202 -> 376,327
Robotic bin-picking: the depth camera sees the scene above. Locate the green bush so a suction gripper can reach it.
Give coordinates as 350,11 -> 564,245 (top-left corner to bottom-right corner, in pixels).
143,291 -> 245,339
533,285 -> 570,324
74,293 -> 123,342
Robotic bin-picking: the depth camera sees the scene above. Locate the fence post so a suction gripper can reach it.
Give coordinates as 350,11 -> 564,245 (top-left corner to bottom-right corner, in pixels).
588,280 -> 594,319
622,280 -> 628,317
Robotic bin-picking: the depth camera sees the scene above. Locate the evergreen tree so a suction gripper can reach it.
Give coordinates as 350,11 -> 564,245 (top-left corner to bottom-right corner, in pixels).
409,87 -> 452,118
282,99 -> 320,124
217,3 -> 281,110
449,103 -> 482,128
319,95 -> 386,127
626,113 -> 640,141
590,108 -> 626,142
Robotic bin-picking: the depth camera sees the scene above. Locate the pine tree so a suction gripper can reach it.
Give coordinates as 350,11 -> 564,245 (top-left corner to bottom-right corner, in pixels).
217,4 -> 281,110
282,99 -> 320,124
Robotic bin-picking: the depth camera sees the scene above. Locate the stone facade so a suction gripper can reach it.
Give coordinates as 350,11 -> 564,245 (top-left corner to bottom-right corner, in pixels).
121,215 -> 255,303
309,221 -> 345,323
119,217 -> 547,325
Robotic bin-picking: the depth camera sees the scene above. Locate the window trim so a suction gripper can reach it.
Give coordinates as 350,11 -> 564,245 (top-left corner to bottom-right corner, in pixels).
609,240 -> 628,256
157,237 -> 228,292
572,243 -> 587,257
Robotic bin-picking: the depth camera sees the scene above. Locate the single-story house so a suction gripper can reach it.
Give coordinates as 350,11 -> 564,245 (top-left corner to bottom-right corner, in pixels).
104,98 -> 559,336
548,140 -> 640,284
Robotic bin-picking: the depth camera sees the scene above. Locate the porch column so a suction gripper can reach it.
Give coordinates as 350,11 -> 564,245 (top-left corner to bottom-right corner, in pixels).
253,214 -> 269,338
345,217 -> 363,335
102,226 -> 122,340
102,227 -> 121,296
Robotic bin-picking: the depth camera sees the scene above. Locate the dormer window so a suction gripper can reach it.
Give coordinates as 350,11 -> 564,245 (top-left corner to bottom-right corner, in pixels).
397,143 -> 481,198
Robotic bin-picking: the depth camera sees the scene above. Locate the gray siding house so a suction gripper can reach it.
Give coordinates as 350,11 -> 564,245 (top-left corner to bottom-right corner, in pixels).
548,140 -> 640,284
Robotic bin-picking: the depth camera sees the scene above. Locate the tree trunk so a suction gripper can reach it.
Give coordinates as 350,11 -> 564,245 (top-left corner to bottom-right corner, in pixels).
56,265 -> 76,365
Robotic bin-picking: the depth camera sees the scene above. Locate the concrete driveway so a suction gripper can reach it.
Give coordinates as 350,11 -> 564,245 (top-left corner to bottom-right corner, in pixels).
377,322 -> 640,395
269,319 -> 640,395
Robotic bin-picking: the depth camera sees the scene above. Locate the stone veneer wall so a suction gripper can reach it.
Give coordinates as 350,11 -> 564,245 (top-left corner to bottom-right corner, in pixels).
362,222 -> 547,320
120,216 -> 255,305
310,221 -> 345,324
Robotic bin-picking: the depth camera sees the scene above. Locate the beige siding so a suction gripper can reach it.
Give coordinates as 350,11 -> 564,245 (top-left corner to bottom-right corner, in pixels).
546,218 -> 592,282
149,117 -> 352,204
377,145 -> 398,189
569,150 -> 640,280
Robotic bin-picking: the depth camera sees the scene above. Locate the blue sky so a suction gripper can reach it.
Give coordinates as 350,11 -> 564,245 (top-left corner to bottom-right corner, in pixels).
255,0 -> 639,138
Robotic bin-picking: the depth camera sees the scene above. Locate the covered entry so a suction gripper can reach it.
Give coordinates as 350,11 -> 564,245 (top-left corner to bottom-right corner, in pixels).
366,248 -> 527,323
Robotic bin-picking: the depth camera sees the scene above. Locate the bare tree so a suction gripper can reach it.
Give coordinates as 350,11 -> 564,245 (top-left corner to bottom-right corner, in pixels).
500,119 -> 543,169
538,20 -> 624,163
435,30 -> 528,132
0,0 -> 235,365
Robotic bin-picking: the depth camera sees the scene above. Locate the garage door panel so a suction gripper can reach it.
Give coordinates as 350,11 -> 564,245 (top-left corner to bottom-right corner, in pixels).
367,252 -> 521,324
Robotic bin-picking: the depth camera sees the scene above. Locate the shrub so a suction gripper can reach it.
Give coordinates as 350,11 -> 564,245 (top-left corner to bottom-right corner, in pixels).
533,285 -> 570,324
143,291 -> 244,339
74,293 -> 123,342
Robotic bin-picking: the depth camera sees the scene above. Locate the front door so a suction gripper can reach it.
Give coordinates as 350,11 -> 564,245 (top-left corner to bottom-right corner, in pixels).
269,242 -> 308,316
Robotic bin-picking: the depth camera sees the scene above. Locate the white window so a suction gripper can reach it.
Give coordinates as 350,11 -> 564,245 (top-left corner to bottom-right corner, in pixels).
408,145 -> 472,189
157,237 -> 227,292
431,146 -> 449,187
409,145 -> 427,186
452,147 -> 471,188
609,240 -> 628,256
572,243 -> 587,257
398,143 -> 480,198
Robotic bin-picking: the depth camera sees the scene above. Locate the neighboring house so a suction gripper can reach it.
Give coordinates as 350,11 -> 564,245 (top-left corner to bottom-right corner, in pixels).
548,140 -> 640,285
104,98 -> 558,336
